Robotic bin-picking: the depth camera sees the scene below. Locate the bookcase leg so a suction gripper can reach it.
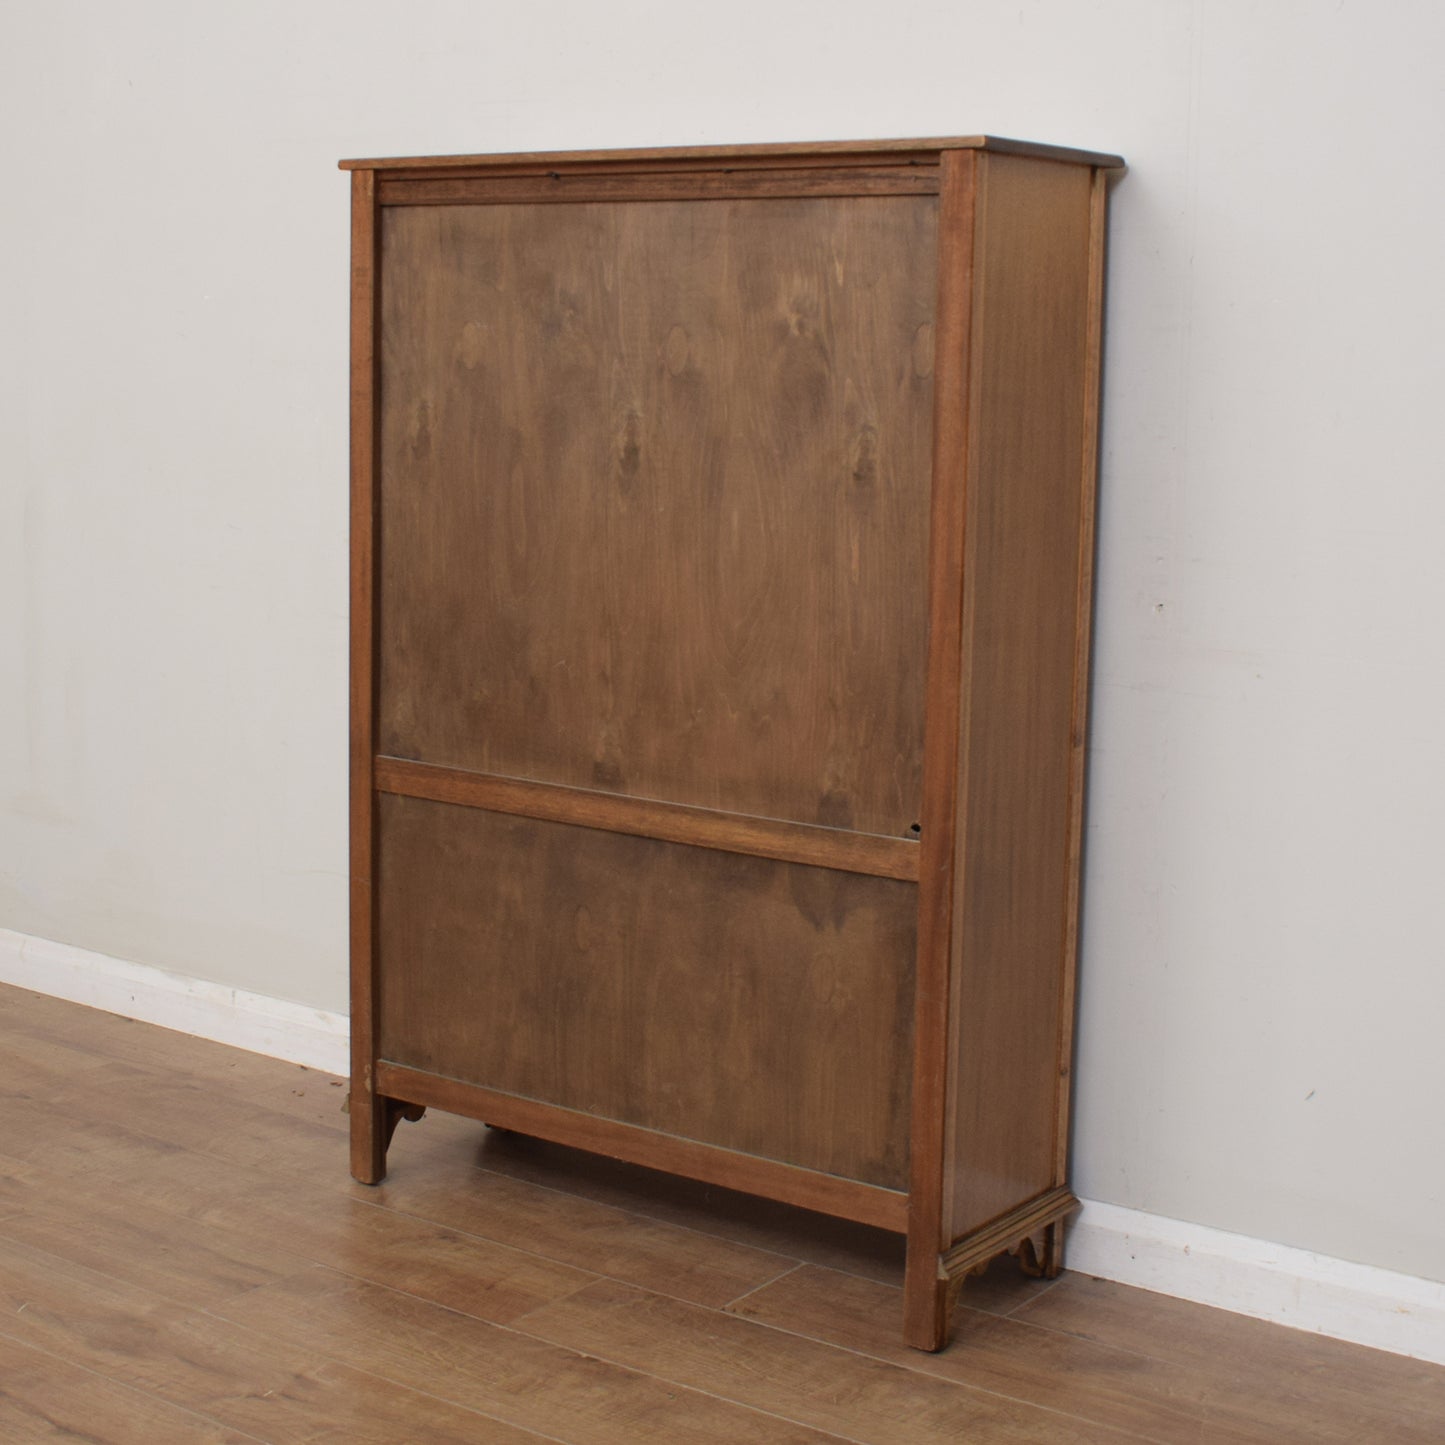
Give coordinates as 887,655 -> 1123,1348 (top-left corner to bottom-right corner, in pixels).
350,1090 -> 426,1185
1015,1220 -> 1065,1279
903,1253 -> 958,1353
907,1189 -> 1078,1347
1043,1218 -> 1064,1278
349,1085 -> 388,1184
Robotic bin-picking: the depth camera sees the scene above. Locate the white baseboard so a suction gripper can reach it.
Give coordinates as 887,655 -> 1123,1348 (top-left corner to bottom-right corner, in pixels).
1066,1198 -> 1445,1366
0,927 -> 348,1075
3,927 -> 1442,1366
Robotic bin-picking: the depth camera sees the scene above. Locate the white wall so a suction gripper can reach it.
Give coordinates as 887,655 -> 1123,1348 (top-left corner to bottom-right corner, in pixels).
3,1 -> 1442,1284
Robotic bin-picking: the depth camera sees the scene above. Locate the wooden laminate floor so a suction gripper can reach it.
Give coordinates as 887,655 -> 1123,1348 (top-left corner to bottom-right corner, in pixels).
1,983 -> 1441,1442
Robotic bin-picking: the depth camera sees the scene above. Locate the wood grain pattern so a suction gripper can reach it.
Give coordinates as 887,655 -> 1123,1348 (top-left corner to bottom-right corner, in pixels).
0,1158 -> 310,1310
728,1263 -> 1314,1444
218,1267 -> 848,1445
348,165 -> 384,1184
376,756 -> 920,880
0,999 -> 795,1319
351,1142 -> 802,1311
375,793 -> 917,1190
0,1333 -> 255,1445
518,1279 -> 1137,1444
7,988 -> 1444,1443
1054,168 -> 1112,1186
0,1142 -> 594,1330
465,1127 -> 911,1286
0,1236 -> 556,1445
378,167 -> 940,206
340,135 -> 1126,172
1011,1274 -> 1445,1443
0,1096 -> 777,1326
377,194 -> 936,836
375,1062 -> 908,1232
14,1058 -> 354,1180
942,153 -> 1098,1242
353,137 -> 1127,1350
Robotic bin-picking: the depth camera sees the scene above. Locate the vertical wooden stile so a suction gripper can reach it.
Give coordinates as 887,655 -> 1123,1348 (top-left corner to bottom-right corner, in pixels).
903,148 -> 979,1352
348,167 -> 384,1183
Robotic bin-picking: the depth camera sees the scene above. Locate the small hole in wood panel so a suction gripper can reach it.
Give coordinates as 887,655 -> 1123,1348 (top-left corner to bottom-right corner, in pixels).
910,823 -> 921,834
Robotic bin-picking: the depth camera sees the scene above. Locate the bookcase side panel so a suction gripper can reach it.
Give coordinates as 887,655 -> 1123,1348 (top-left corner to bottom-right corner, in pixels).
944,155 -> 1099,1241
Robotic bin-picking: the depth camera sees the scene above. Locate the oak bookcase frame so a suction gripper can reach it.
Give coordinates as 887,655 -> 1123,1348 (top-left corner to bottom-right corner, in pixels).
342,136 -> 1123,1350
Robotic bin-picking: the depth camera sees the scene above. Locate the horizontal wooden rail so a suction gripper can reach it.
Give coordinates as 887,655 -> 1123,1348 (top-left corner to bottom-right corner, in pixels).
939,1185 -> 1080,1282
374,757 -> 921,882
376,1061 -> 909,1233
339,135 -> 1124,173
378,166 -> 940,207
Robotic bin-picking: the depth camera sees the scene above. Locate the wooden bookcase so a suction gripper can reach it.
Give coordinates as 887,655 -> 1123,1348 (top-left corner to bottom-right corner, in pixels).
342,136 -> 1123,1351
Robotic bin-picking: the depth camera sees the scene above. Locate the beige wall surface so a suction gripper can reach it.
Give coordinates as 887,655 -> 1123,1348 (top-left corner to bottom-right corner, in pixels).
2,2 -> 1442,1281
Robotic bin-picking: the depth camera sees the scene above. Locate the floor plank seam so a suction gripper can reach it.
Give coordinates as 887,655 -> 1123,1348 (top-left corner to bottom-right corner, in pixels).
344,1192 -> 802,1318
5,1115 -> 794,1349
299,1258 -> 609,1334
338,1184 -> 786,1312
997,1300 -> 1208,1372
0,1224 -> 248,1321
466,1154 -> 813,1260
496,1320 -> 876,1445
10,992 -> 1445,1445
197,1275 -> 864,1445
713,1297 -> 1171,1444
20,1101 -> 347,1190
11,1026 -> 896,1293
501,1300 -> 1150,1445
315,1361 -> 580,1445
0,1321 -> 274,1445
164,1274 -> 602,1445
995,1271 -> 1066,1318
20,1079 -> 909,1303
500,1275 -> 615,1331
719,1261 -> 807,1313
0,1145 -> 1350,1445
456,1159 -> 936,1292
